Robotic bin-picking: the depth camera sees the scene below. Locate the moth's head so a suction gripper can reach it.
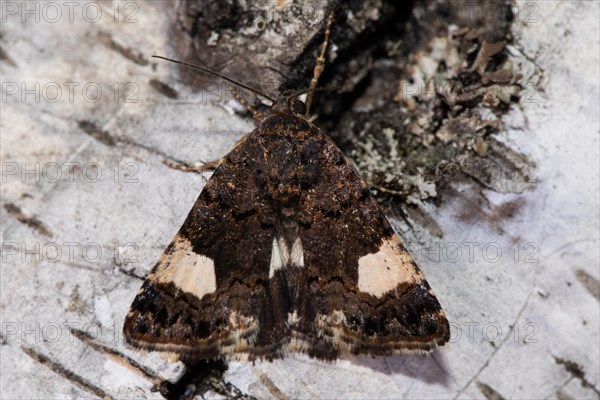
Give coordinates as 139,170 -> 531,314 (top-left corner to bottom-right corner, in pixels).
272,91 -> 307,116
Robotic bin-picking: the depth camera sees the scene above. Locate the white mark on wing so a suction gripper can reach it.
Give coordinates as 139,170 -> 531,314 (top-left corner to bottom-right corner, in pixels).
269,236 -> 304,278
269,237 -> 285,277
289,237 -> 304,267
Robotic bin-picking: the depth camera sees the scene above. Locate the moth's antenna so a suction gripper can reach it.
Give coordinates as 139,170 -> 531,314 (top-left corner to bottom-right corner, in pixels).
151,55 -> 276,103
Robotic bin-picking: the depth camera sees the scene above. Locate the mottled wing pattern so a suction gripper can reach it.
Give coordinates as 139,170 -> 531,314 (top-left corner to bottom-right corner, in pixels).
290,131 -> 450,358
124,131 -> 293,361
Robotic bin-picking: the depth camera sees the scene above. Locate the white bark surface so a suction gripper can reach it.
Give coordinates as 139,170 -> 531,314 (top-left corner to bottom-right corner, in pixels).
1,1 -> 599,399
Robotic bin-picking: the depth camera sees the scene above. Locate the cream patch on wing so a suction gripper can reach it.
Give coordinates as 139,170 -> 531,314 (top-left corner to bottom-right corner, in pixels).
357,236 -> 424,297
269,236 -> 304,278
148,234 -> 217,299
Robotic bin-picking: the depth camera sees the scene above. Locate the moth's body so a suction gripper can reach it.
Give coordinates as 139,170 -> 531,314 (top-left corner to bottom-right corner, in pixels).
123,97 -> 450,361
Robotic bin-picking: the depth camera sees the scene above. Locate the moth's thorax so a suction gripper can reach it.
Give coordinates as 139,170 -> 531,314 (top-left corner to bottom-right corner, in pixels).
255,99 -> 317,220
259,112 -> 314,140
258,97 -> 314,139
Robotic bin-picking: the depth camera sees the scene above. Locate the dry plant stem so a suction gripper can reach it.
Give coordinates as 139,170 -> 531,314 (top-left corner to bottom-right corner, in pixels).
305,12 -> 334,115
163,158 -> 224,173
368,182 -> 409,197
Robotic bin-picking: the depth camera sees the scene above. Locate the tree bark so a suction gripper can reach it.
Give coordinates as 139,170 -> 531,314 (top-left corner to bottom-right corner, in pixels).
1,1 -> 598,399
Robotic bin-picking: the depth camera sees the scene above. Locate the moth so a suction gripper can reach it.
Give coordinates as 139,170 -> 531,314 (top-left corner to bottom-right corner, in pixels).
123,15 -> 449,361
